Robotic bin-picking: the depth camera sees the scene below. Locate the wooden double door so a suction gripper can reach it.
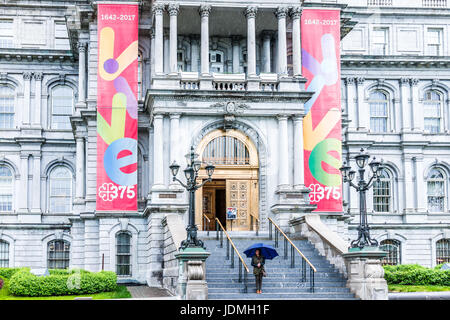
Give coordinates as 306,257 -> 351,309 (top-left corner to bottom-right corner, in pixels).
198,176 -> 259,231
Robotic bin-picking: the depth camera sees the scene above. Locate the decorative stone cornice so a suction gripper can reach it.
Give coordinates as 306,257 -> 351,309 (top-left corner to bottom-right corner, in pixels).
290,6 -> 302,19
275,6 -> 289,19
244,6 -> 258,19
211,101 -> 249,115
152,2 -> 165,15
199,5 -> 211,18
168,3 -> 179,16
0,49 -> 75,64
342,55 -> 450,68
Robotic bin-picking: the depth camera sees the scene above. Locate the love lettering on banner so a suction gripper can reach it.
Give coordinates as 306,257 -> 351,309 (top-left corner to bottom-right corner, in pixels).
97,3 -> 139,211
301,9 -> 343,212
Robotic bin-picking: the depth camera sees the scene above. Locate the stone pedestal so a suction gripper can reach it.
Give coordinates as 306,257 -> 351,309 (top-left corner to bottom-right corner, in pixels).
174,247 -> 210,300
342,247 -> 388,300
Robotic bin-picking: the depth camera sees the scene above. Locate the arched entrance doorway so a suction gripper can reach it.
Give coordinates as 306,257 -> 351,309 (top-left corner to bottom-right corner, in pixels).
195,129 -> 259,231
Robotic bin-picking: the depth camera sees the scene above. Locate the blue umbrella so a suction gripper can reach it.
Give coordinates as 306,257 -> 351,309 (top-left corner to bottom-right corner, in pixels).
243,243 -> 279,260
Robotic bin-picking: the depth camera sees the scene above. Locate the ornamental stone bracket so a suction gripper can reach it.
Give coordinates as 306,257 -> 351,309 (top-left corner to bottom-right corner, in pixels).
342,247 -> 388,300
211,101 -> 250,129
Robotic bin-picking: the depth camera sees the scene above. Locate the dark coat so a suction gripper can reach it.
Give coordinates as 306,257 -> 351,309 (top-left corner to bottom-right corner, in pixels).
251,255 -> 265,275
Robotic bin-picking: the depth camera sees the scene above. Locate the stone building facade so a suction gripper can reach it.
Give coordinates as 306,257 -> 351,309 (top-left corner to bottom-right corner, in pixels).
0,0 -> 448,287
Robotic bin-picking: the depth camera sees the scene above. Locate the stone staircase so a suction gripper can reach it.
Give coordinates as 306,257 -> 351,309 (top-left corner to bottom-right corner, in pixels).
201,233 -> 357,300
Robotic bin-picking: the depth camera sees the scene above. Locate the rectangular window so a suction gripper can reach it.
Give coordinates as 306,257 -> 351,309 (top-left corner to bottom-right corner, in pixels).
54,22 -> 70,50
372,28 -> 389,55
116,233 -> 131,276
370,102 -> 388,132
427,28 -> 443,56
0,87 -> 15,129
0,20 -> 14,48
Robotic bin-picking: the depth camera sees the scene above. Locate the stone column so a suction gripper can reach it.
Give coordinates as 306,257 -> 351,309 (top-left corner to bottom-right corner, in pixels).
170,113 -> 180,188
30,154 -> 41,213
290,7 -> 302,77
399,77 -> 411,131
345,77 -> 357,130
199,5 -> 211,76
410,78 -> 422,131
278,115 -> 289,189
293,115 -> 304,189
245,6 -> 258,77
153,114 -> 164,189
75,136 -> 85,199
153,3 -> 165,75
231,36 -> 241,74
150,29 -> 156,77
261,31 -> 272,73
33,72 -> 43,126
402,155 -> 415,213
275,7 -> 288,76
190,35 -> 200,73
77,42 -> 87,108
272,34 -> 278,75
18,153 -> 28,212
413,156 -> 426,212
356,77 -> 367,130
168,3 -> 179,75
23,72 -> 32,126
163,28 -> 170,74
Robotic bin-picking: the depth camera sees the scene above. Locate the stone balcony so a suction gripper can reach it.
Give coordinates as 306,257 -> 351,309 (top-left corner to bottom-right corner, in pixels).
151,72 -> 306,92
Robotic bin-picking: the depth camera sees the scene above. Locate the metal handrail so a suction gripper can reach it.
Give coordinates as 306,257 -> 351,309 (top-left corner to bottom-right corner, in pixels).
250,214 -> 259,236
215,218 -> 250,293
268,217 -> 316,292
202,213 -> 211,236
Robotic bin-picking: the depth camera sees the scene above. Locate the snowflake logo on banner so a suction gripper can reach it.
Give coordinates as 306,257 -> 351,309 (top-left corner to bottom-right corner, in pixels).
308,184 -> 324,203
98,183 -> 118,202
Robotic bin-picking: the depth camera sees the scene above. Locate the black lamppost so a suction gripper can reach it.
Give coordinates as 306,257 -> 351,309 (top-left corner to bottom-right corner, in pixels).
340,148 -> 383,249
170,146 -> 215,250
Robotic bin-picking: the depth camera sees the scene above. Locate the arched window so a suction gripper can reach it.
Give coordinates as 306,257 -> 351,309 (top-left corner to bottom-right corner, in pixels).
436,238 -> 450,265
0,86 -> 15,129
0,165 -> 13,212
51,85 -> 73,129
0,240 -> 9,267
116,232 -> 132,276
373,169 -> 392,213
202,136 -> 250,165
47,239 -> 70,269
369,91 -> 389,133
49,166 -> 72,213
427,168 -> 446,212
380,239 -> 401,265
423,90 -> 442,133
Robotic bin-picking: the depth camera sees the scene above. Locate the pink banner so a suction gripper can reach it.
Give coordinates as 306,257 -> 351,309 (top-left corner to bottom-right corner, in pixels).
301,9 -> 343,212
96,3 -> 139,211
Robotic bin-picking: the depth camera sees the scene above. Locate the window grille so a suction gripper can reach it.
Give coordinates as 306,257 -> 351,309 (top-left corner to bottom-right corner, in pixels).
380,239 -> 401,265
116,232 -> 132,276
47,240 -> 70,269
373,169 -> 392,212
49,166 -> 72,213
427,168 -> 446,212
423,90 -> 442,133
51,86 -> 73,130
0,166 -> 13,212
436,239 -> 450,265
369,91 -> 388,133
0,86 -> 15,129
0,240 -> 9,267
202,136 -> 250,165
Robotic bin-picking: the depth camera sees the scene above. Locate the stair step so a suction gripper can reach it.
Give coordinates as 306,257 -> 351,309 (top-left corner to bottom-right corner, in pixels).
208,293 -> 358,299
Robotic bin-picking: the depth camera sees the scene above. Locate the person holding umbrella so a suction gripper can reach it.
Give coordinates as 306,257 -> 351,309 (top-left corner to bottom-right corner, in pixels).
244,243 -> 279,294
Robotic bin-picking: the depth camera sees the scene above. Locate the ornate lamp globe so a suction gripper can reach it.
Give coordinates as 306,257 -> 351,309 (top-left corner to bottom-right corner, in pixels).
205,163 -> 215,178
169,161 -> 180,177
355,148 -> 370,168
